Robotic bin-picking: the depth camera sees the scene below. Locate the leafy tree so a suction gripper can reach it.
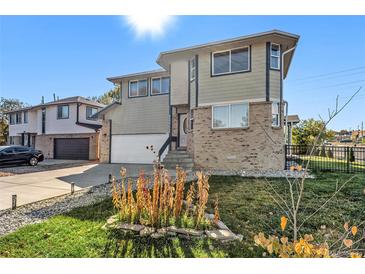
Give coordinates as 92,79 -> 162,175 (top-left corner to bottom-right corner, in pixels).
0,97 -> 28,145
292,119 -> 335,146
92,86 -> 121,105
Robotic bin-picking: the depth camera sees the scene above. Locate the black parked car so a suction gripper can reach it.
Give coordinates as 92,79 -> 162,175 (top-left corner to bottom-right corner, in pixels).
0,146 -> 44,166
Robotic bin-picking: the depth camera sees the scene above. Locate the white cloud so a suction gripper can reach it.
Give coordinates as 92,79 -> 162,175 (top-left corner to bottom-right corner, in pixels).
124,15 -> 175,38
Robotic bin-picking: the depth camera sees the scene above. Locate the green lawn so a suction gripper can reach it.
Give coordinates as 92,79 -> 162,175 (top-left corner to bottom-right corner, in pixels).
297,155 -> 365,172
0,173 -> 364,258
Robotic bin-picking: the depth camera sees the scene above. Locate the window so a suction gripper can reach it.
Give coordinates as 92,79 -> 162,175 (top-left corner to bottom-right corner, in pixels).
272,101 -> 280,127
129,79 -> 147,97
86,106 -> 98,120
212,102 -> 249,129
2,147 -> 14,154
270,43 -> 280,70
212,47 -> 250,75
23,111 -> 28,124
151,77 -> 170,95
16,112 -> 22,124
14,146 -> 29,153
9,114 -> 15,125
190,58 -> 196,81
57,105 -> 69,119
42,108 -> 46,134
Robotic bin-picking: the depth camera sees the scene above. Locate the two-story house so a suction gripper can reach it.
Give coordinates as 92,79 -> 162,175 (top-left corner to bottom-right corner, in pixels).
97,30 -> 300,171
6,96 -> 104,160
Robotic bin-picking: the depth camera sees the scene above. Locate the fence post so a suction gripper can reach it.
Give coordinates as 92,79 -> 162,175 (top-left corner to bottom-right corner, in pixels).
71,183 -> 75,194
346,146 -> 350,173
12,194 -> 17,210
284,144 -> 287,170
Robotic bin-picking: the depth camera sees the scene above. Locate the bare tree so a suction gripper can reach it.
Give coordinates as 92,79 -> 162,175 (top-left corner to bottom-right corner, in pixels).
265,87 -> 362,242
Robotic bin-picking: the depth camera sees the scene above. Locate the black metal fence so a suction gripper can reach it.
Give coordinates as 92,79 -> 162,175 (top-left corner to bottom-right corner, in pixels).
285,145 -> 365,173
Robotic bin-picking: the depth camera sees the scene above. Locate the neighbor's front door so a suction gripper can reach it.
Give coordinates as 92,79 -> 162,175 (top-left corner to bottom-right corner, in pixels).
178,113 -> 188,148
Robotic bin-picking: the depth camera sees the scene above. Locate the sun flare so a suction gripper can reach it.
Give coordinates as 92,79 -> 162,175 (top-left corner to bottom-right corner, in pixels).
124,15 -> 174,38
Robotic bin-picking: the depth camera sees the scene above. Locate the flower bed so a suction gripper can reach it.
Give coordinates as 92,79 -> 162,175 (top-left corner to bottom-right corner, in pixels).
103,212 -> 242,242
103,165 -> 242,243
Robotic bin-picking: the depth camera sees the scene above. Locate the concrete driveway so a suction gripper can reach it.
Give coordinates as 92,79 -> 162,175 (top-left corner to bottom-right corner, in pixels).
0,163 -> 153,210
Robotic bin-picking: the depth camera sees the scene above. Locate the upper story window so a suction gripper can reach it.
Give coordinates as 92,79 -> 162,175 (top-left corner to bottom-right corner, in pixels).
151,77 -> 170,95
190,58 -> 196,81
23,111 -> 28,124
86,106 -> 98,120
16,112 -> 22,124
9,113 -> 15,125
57,105 -> 69,119
129,79 -> 148,97
272,101 -> 280,127
212,102 -> 249,129
270,43 -> 281,70
212,47 -> 250,76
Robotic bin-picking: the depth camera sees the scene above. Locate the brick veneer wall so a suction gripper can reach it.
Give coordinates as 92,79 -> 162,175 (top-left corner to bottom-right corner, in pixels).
99,119 -> 111,163
35,132 -> 99,160
191,101 -> 285,171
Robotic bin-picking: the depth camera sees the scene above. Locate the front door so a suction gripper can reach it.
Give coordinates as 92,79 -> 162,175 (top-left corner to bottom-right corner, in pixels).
178,114 -> 188,148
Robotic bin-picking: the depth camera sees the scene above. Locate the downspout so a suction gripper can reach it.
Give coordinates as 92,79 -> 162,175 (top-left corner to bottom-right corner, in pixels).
281,45 -> 296,130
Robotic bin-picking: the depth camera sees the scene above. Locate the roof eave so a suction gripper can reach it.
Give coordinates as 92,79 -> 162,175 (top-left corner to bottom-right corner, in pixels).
157,30 -> 299,65
92,101 -> 121,118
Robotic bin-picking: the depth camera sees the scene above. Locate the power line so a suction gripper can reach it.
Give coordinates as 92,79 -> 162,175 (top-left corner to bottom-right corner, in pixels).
293,80 -> 365,93
293,70 -> 365,85
292,66 -> 365,81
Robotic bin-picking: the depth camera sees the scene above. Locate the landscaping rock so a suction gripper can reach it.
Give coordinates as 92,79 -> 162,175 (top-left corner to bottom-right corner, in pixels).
157,228 -> 170,234
106,215 -> 118,225
205,213 -> 230,230
177,234 -> 191,240
167,226 -> 204,237
140,227 -> 155,236
116,223 -> 145,232
151,232 -> 164,239
205,229 -> 236,241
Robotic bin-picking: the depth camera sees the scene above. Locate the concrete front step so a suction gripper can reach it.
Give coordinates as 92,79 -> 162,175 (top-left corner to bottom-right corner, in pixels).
163,156 -> 193,162
163,155 -> 191,161
162,150 -> 194,170
164,163 -> 194,170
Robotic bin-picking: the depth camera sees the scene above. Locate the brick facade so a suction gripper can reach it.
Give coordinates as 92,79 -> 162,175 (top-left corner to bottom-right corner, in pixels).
35,132 -> 99,160
191,101 -> 285,171
99,119 -> 111,163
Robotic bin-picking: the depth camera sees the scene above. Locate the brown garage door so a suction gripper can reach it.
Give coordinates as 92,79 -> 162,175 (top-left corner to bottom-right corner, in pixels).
54,138 -> 89,160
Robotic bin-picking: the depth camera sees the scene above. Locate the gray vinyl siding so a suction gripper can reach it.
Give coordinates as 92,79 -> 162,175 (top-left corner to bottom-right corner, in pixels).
105,73 -> 170,135
170,60 -> 189,105
198,42 -> 267,105
270,70 -> 281,101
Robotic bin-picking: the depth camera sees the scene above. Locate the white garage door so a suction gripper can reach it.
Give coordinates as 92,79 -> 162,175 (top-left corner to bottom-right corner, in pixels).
111,134 -> 169,164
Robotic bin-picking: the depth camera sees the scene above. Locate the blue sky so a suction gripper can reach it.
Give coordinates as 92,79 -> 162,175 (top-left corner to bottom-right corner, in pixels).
0,16 -> 364,131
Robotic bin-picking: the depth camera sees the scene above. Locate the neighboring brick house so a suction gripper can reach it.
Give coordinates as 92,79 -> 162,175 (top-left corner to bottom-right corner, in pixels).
97,30 -> 300,171
6,96 -> 104,160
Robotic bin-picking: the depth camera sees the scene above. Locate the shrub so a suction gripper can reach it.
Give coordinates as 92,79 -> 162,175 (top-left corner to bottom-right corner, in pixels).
254,217 -> 363,258
111,165 -> 212,230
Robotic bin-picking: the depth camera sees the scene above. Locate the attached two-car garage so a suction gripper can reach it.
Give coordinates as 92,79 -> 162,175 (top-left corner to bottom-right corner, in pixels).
54,138 -> 90,160
110,134 -> 168,164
